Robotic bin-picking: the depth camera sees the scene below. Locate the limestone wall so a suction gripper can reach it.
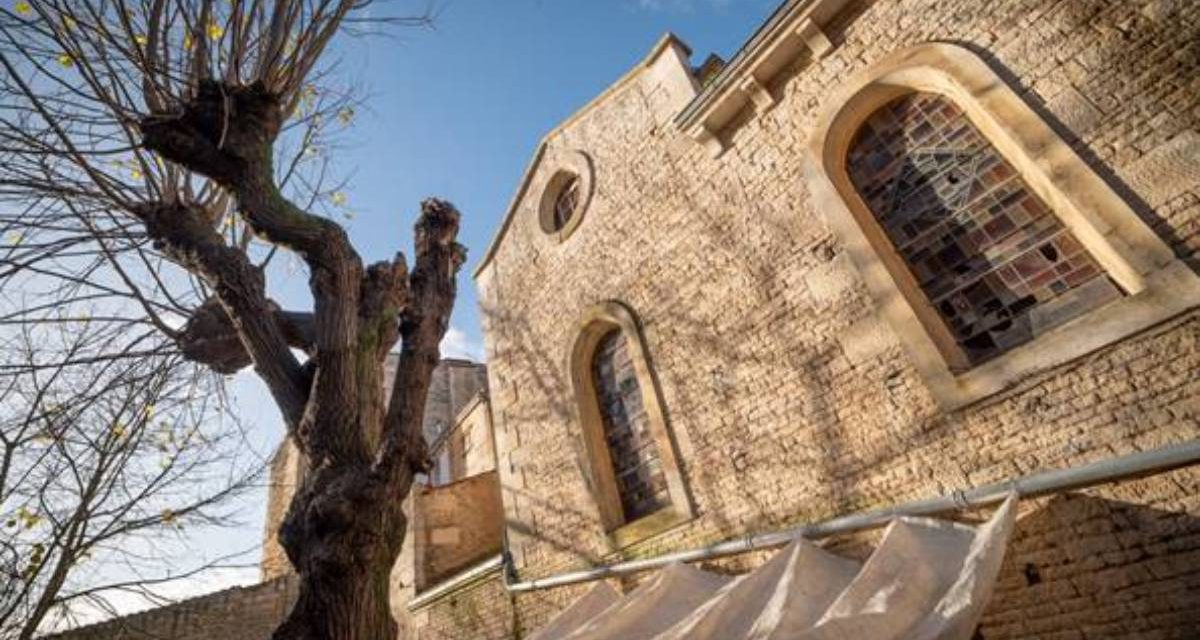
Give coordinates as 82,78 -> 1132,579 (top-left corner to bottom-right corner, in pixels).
465,0 -> 1200,637
435,395 -> 496,482
415,470 -> 505,590
45,577 -> 297,640
260,438 -> 303,581
421,359 -> 489,445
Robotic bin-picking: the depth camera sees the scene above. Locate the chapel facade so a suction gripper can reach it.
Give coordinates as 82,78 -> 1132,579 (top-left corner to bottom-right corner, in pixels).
48,0 -> 1200,638
420,0 -> 1200,636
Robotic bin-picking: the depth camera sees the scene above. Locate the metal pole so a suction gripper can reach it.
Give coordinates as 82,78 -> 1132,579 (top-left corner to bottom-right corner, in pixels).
504,439 -> 1200,592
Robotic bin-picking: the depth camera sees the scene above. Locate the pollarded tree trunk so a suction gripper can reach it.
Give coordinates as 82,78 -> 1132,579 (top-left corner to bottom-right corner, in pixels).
137,80 -> 464,639
272,465 -> 405,640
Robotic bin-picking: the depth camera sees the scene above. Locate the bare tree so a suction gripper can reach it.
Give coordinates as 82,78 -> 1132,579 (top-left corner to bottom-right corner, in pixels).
0,322 -> 258,639
0,2 -> 463,638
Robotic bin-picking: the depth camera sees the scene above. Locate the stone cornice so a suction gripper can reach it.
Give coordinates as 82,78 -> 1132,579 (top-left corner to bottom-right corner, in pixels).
674,0 -> 851,157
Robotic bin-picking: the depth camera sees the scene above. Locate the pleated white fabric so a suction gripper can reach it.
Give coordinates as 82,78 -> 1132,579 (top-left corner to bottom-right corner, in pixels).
531,494 -> 1016,640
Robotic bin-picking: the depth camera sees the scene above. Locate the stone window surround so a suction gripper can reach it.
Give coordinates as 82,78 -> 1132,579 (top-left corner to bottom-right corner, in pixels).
568,301 -> 694,549
804,42 -> 1200,410
536,148 -> 595,243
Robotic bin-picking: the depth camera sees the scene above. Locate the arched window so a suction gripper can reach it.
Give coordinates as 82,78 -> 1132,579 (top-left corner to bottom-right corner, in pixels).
845,93 -> 1121,368
591,329 -> 670,522
805,43 -> 1200,408
570,302 -> 693,543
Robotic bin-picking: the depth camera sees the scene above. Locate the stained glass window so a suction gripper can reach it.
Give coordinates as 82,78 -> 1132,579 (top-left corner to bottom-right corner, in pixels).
846,93 -> 1122,367
592,329 -> 670,522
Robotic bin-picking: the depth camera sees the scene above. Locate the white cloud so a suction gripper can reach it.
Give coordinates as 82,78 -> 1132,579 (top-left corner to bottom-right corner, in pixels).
440,326 -> 485,362
637,0 -> 732,11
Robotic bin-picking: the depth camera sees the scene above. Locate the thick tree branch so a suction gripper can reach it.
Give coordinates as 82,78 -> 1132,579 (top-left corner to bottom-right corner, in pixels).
139,81 -> 352,265
178,299 -> 316,374
376,199 -> 466,483
137,201 -> 309,429
349,256 -> 410,452
140,80 -> 367,463
359,256 -> 410,363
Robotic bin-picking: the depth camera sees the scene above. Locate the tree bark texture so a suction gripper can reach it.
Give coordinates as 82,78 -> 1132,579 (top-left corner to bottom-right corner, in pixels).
138,81 -> 465,639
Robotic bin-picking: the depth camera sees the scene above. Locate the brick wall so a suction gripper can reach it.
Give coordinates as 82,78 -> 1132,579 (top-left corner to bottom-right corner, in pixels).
46,577 -> 297,640
470,0 -> 1200,637
412,574 -> 517,640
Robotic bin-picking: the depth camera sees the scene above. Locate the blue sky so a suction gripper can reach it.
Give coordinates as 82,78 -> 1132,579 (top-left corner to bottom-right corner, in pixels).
181,0 -> 779,612
335,0 -> 778,353
230,0 -> 780,445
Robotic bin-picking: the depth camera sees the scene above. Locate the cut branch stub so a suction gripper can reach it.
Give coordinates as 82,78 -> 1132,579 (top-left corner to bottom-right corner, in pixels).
359,255 -> 410,362
377,199 -> 466,483
180,299 -> 316,374
179,299 -> 254,374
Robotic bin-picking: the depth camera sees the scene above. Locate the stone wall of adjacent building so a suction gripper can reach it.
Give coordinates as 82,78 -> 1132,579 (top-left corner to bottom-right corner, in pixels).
421,359 -> 490,445
468,0 -> 1200,638
260,438 -> 303,581
415,470 -> 505,590
432,394 -> 497,482
46,577 -> 297,640
260,358 -> 488,582
410,573 -> 517,640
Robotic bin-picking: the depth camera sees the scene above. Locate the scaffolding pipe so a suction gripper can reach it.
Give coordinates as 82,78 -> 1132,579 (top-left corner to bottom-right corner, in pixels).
503,439 -> 1200,592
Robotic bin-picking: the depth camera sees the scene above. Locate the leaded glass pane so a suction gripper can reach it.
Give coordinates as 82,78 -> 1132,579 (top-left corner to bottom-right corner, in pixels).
846,93 -> 1121,366
592,330 -> 669,522
552,177 -> 580,232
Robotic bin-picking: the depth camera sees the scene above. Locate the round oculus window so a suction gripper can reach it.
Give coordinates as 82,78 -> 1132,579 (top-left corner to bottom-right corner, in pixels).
536,150 -> 593,241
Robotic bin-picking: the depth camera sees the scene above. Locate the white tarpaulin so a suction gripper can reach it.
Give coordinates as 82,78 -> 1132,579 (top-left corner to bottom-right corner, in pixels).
530,495 -> 1016,640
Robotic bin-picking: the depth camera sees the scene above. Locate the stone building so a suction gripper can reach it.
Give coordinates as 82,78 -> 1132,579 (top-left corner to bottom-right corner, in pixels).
414,0 -> 1200,637
49,0 -> 1200,637
260,357 -> 491,583
50,358 -> 496,639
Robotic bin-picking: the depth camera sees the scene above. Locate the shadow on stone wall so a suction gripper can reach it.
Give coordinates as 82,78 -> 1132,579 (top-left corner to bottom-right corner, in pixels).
981,492 -> 1200,638
951,1 -> 1200,274
474,0 -> 1200,608
480,304 -> 611,568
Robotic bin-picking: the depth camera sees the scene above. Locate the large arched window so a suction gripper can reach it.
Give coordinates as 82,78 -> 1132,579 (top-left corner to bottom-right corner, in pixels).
844,92 -> 1121,369
570,302 -> 692,544
805,43 -> 1200,408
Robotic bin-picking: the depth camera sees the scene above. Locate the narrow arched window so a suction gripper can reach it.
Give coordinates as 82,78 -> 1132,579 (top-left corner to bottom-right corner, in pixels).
845,92 -> 1122,368
591,329 -> 669,522
570,301 -> 692,543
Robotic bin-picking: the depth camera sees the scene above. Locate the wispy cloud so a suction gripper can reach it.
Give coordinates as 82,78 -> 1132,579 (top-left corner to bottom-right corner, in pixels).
636,0 -> 733,12
441,326 -> 485,362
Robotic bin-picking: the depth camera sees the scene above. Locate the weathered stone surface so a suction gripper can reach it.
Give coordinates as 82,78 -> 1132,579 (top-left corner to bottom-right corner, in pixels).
43,577 -> 298,640
51,1 -> 1200,637
1121,130 -> 1200,208
465,1 -> 1200,638
415,470 -> 504,589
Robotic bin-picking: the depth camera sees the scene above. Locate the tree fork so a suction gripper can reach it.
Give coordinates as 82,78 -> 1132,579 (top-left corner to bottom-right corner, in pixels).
137,78 -> 465,639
